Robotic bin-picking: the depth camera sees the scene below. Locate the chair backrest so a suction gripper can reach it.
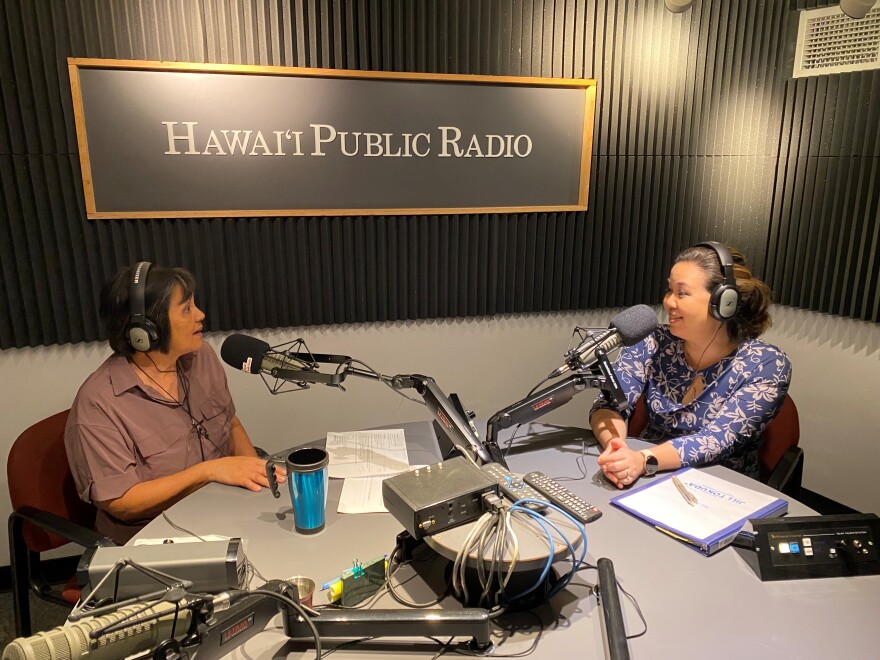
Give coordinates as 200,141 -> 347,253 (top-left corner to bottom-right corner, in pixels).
628,396 -> 649,438
625,394 -> 800,485
7,409 -> 98,552
758,394 -> 800,483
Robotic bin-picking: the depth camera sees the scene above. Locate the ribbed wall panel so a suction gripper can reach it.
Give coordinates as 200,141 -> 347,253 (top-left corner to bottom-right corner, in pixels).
1,0 -> 878,348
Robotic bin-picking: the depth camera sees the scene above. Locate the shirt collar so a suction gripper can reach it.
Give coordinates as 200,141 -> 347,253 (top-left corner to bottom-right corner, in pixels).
108,350 -> 198,397
108,353 -> 140,396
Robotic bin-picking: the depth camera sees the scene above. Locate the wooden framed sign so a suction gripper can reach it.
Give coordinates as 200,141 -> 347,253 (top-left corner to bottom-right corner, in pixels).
69,59 -> 596,218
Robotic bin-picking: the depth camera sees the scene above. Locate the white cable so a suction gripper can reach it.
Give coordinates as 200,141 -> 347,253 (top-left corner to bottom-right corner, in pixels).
452,513 -> 487,597
453,512 -> 496,603
500,508 -> 519,595
478,515 -> 502,604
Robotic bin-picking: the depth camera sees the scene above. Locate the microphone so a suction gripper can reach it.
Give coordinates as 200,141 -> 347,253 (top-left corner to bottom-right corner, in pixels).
221,333 -> 312,378
547,304 -> 658,379
2,601 -> 193,660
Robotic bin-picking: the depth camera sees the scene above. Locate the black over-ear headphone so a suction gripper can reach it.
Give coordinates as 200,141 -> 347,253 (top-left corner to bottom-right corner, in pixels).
126,261 -> 160,352
695,241 -> 740,321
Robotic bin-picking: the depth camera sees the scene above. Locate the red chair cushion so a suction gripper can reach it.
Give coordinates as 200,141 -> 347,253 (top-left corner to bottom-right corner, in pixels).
61,574 -> 82,605
628,396 -> 649,437
8,410 -> 98,552
758,395 -> 800,483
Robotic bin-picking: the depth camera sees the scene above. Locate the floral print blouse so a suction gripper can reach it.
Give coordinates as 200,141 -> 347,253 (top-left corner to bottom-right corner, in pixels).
590,326 -> 792,478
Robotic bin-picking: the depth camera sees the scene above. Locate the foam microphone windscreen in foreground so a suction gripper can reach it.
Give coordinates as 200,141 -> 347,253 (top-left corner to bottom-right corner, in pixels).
220,333 -> 270,374
610,304 -> 658,345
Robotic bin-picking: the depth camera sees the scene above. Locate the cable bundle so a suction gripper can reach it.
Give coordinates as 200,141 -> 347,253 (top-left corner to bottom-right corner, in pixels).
451,495 -> 588,608
507,500 -> 587,602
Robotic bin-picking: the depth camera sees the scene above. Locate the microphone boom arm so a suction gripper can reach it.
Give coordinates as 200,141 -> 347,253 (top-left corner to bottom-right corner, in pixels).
486,349 -> 627,454
233,337 -> 497,464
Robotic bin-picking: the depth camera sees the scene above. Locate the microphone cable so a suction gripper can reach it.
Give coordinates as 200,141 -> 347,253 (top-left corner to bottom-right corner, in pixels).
245,589 -> 322,659
158,514 -> 323,656
577,563 -> 649,640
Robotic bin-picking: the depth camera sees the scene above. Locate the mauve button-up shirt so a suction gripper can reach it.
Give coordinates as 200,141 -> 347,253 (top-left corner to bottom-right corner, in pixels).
65,343 -> 235,544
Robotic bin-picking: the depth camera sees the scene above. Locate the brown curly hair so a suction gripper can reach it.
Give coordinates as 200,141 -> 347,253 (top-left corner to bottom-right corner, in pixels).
674,244 -> 773,342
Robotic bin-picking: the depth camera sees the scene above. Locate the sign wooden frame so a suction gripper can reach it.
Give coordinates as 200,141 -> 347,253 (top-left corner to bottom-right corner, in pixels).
69,58 -> 597,219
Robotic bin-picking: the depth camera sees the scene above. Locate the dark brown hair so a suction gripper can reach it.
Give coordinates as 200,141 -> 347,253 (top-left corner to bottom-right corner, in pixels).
100,264 -> 197,356
674,244 -> 772,342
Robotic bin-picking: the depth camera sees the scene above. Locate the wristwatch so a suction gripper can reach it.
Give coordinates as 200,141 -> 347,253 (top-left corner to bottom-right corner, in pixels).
641,449 -> 659,476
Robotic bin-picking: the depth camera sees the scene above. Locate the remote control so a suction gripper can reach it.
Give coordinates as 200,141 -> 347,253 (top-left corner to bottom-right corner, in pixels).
522,471 -> 603,524
480,463 -> 548,512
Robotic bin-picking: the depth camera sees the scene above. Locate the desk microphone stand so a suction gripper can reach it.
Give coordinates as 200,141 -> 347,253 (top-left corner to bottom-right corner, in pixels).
486,348 -> 626,455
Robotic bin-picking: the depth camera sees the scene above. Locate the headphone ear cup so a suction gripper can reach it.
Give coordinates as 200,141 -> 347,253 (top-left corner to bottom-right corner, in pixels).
127,320 -> 159,352
714,286 -> 739,320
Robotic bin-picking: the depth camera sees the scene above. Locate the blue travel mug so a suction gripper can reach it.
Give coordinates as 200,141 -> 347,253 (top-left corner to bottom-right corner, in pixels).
266,447 -> 329,534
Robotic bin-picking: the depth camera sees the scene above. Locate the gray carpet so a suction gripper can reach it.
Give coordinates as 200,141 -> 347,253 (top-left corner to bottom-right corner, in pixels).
0,590 -> 72,650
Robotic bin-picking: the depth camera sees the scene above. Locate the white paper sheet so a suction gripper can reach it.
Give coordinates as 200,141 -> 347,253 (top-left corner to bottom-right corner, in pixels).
326,429 -> 410,478
337,476 -> 390,514
133,534 -> 229,545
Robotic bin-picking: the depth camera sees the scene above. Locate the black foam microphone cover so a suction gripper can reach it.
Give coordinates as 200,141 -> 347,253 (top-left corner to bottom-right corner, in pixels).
610,304 -> 658,345
220,333 -> 270,374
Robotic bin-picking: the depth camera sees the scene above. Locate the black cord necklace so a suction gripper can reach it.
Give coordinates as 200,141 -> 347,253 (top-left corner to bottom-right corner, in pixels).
131,358 -> 182,404
145,351 -> 177,374
131,357 -> 208,461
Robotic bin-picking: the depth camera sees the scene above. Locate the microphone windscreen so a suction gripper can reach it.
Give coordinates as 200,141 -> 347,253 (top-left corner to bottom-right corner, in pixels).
610,304 -> 658,345
220,333 -> 270,374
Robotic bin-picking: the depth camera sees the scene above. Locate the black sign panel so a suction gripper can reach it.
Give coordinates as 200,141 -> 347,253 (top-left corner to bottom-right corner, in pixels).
69,60 -> 596,218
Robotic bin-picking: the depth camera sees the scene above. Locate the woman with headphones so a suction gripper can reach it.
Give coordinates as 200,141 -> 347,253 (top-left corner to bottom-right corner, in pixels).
65,263 -> 283,544
591,242 -> 792,488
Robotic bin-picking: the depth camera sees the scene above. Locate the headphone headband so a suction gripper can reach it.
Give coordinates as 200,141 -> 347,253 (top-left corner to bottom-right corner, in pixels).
130,261 -> 151,324
126,261 -> 159,352
696,241 -> 736,290
695,241 -> 740,321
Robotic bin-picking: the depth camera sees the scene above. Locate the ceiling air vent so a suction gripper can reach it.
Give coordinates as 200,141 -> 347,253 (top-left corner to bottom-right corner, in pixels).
793,4 -> 880,78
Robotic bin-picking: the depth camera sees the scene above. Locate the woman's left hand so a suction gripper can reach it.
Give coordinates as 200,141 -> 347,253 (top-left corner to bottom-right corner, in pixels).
597,438 -> 646,489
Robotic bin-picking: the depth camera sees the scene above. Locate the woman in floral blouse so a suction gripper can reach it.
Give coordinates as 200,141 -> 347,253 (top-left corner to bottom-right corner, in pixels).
592,242 -> 791,488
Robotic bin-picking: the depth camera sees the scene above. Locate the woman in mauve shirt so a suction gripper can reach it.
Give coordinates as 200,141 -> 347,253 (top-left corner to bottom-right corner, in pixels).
65,263 -> 283,544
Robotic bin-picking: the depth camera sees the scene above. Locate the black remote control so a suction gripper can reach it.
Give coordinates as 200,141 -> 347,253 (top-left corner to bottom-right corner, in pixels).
522,471 -> 603,524
480,463 -> 548,512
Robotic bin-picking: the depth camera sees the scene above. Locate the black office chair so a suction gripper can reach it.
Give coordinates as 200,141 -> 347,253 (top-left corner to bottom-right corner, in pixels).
627,394 -> 804,499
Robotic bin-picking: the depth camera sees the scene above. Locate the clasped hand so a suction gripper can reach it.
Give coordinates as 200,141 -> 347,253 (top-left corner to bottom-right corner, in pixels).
597,438 -> 645,489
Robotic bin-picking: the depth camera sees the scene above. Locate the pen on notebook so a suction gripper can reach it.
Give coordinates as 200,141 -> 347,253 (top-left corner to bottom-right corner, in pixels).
672,475 -> 698,506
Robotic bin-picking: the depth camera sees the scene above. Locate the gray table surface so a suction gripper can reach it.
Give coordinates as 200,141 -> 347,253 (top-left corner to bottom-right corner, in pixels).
134,422 -> 880,659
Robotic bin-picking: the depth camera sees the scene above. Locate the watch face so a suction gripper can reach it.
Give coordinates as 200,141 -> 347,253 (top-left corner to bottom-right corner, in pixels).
645,454 -> 659,475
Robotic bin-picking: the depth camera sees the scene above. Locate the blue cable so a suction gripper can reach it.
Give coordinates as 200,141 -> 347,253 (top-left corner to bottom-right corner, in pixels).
506,505 -> 556,602
512,505 -> 579,597
516,499 -> 588,567
509,499 -> 589,599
